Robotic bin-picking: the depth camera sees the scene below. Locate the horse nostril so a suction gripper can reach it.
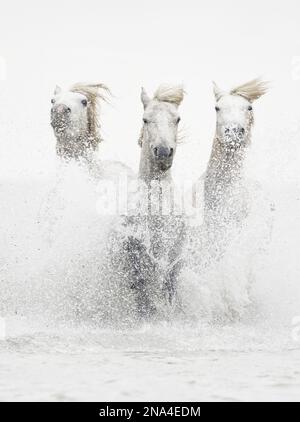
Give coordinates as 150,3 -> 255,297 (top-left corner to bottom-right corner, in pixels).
240,127 -> 245,134
169,148 -> 174,157
53,105 -> 71,114
225,128 -> 230,134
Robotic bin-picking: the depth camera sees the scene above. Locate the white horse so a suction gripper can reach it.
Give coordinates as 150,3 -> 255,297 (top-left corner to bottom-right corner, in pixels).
138,85 -> 183,181
42,83 -> 135,247
51,83 -> 109,160
198,78 -> 269,261
204,78 -> 269,229
183,79 -> 270,319
50,83 -> 134,180
105,85 -> 186,320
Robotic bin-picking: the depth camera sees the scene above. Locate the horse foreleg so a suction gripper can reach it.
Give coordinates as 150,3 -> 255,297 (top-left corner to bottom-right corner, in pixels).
165,259 -> 184,305
123,236 -> 157,318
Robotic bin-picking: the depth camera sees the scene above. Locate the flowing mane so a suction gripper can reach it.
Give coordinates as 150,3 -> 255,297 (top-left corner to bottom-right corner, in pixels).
153,84 -> 185,105
230,78 -> 269,101
70,83 -> 110,142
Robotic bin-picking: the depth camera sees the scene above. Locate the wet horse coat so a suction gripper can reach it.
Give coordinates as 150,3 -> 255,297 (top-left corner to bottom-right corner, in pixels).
108,85 -> 186,318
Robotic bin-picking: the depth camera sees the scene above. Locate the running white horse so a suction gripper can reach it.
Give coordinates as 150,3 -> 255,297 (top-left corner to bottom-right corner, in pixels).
182,79 -> 271,319
50,83 -> 134,180
51,83 -> 109,160
138,85 -> 183,181
204,78 -> 269,229
104,85 -> 186,321
43,83 -> 134,247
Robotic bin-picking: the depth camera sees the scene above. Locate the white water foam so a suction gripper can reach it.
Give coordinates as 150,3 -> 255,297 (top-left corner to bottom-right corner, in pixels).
0,108 -> 300,401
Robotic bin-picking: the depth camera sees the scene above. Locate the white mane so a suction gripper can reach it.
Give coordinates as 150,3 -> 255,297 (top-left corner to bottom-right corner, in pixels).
70,83 -> 110,141
230,78 -> 269,102
153,84 -> 185,105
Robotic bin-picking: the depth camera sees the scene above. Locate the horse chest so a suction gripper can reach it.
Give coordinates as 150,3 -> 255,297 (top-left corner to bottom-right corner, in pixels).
146,215 -> 185,261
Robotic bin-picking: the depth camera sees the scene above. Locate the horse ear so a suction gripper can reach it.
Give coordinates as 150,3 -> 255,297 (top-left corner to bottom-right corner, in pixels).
141,87 -> 150,109
54,85 -> 62,95
212,81 -> 224,101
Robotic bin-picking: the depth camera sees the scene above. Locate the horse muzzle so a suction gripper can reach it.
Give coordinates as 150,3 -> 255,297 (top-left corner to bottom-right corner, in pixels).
51,106 -> 71,132
152,146 -> 174,170
220,126 -> 246,149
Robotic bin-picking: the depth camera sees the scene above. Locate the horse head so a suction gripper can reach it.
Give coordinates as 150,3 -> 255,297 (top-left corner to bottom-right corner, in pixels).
51,83 -> 110,158
139,84 -> 184,173
213,78 -> 268,151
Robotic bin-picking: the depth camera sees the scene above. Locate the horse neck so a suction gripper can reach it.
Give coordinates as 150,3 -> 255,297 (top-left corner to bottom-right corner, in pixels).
204,132 -> 251,231
55,130 -> 99,160
137,141 -> 179,262
138,142 -> 172,185
206,134 -> 249,186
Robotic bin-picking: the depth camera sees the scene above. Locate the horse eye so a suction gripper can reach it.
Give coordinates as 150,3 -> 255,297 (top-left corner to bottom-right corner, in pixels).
81,99 -> 88,107
248,105 -> 253,111
215,106 -> 220,112
176,117 -> 181,124
51,98 -> 55,104
143,118 -> 149,124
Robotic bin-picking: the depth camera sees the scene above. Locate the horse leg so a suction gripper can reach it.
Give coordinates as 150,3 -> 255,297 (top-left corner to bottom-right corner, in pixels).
165,221 -> 186,305
164,259 -> 183,305
123,236 -> 157,318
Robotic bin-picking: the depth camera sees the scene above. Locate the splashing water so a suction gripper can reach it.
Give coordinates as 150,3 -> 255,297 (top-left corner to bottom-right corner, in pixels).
0,118 -> 300,401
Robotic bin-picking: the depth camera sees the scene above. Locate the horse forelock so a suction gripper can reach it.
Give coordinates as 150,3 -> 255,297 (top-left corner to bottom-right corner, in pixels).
153,84 -> 185,106
230,78 -> 269,102
138,84 -> 184,146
